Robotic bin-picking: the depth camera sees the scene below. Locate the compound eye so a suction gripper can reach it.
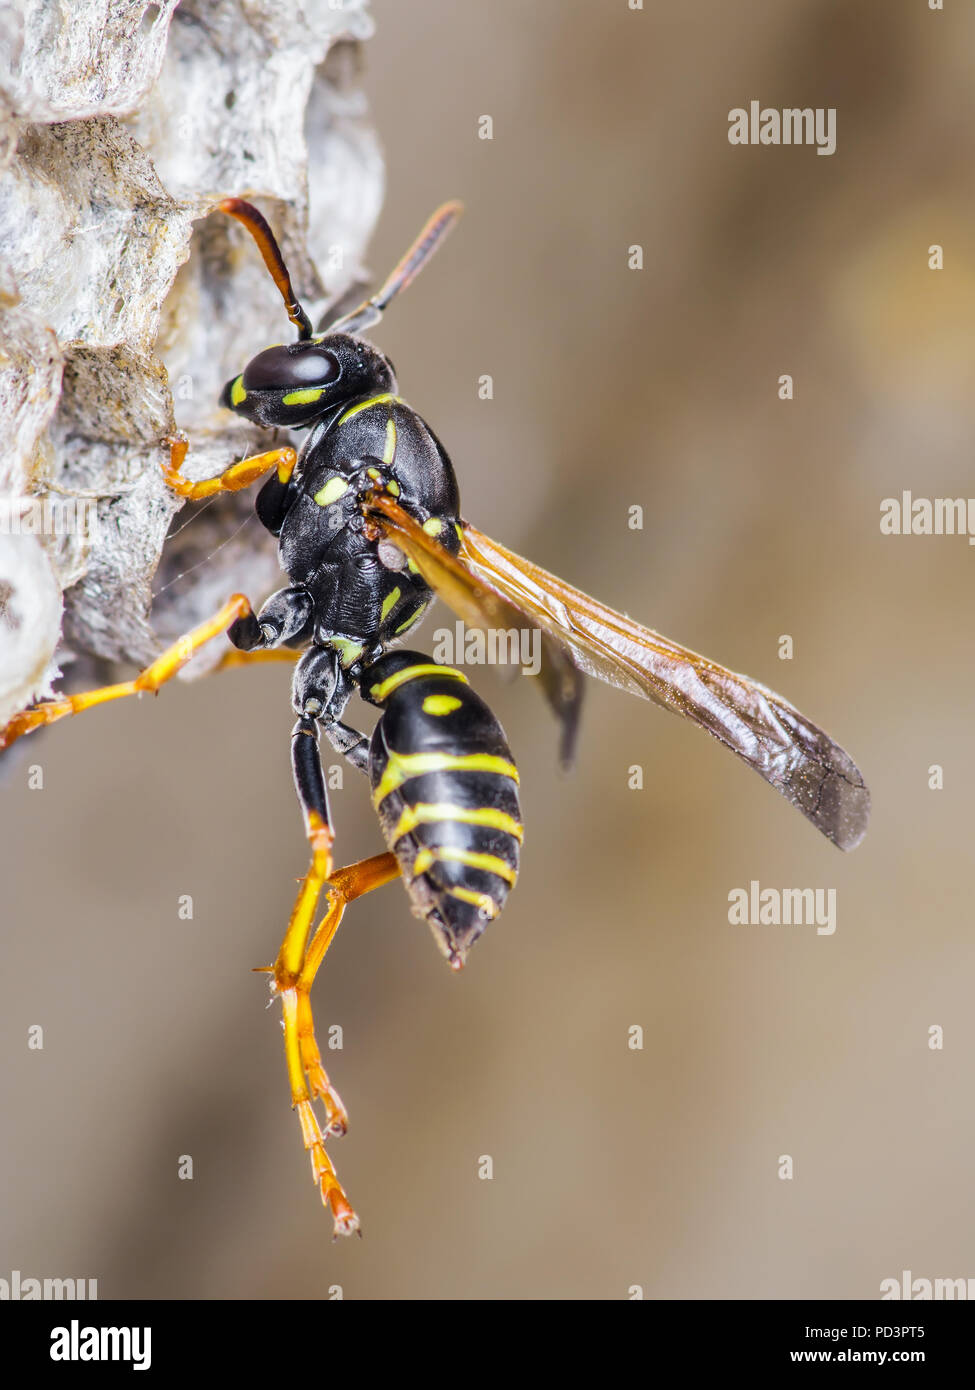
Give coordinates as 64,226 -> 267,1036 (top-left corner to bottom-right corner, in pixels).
242,344 -> 340,392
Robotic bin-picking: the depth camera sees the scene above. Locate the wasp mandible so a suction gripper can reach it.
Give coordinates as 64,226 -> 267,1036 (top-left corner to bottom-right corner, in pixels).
2,199 -> 870,1236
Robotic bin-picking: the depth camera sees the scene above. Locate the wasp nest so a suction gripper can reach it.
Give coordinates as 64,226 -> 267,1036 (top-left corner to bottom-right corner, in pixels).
0,0 -> 382,723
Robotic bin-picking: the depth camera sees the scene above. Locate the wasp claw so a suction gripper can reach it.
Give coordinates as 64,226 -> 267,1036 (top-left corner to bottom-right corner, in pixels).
331,1208 -> 361,1239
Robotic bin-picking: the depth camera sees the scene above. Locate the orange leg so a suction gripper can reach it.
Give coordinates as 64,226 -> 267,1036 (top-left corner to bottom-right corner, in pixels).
214,647 -> 300,673
0,594 -> 256,751
271,848 -> 401,1236
162,433 -> 297,501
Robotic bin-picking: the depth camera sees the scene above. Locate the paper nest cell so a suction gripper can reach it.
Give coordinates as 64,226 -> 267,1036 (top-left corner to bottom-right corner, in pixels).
0,0 -> 383,724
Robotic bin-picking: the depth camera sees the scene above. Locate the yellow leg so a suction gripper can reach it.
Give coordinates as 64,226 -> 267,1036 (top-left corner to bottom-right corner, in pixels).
272,849 -> 401,1236
0,594 -> 255,751
214,647 -> 300,672
162,433 -> 297,501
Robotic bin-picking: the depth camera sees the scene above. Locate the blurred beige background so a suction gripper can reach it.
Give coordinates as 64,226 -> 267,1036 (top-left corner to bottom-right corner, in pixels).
4,0 -> 975,1299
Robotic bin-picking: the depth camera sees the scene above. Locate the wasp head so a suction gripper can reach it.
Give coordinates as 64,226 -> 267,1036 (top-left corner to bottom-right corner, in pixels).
220,333 -> 396,429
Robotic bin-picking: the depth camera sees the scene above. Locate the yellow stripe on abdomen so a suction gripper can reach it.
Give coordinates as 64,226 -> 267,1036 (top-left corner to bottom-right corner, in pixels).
390,802 -> 524,843
443,886 -> 500,920
412,845 -> 517,886
369,663 -> 468,703
372,751 -> 519,809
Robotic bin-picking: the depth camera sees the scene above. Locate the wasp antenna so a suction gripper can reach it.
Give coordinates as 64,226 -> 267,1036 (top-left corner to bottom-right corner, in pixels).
373,200 -> 464,313
218,197 -> 313,341
328,200 -> 464,337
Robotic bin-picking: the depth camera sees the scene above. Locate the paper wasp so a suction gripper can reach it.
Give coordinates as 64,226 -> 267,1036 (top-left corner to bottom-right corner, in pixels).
1,198 -> 870,1236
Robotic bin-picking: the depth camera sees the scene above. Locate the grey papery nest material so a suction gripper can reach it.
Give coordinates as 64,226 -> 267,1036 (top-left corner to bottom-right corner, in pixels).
0,0 -> 383,723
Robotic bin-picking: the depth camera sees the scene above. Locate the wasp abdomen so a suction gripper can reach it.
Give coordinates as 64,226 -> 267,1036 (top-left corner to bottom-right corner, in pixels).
365,653 -> 522,967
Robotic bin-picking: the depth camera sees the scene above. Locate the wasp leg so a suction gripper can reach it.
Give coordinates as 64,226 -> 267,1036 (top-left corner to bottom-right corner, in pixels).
296,852 -> 400,1115
273,716 -> 349,1226
277,719 -> 343,1118
292,644 -> 372,774
272,711 -> 399,1234
214,647 -> 301,672
228,585 -> 312,652
278,850 -> 403,1234
162,433 -> 297,500
277,852 -> 400,1237
0,594 -> 256,751
321,718 -> 370,772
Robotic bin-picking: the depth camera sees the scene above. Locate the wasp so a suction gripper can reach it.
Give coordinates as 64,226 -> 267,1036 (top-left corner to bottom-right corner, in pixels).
1,199 -> 870,1236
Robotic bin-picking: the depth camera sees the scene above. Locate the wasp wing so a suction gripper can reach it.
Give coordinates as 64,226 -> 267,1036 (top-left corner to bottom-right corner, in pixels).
366,494 -> 870,851
365,493 -> 583,764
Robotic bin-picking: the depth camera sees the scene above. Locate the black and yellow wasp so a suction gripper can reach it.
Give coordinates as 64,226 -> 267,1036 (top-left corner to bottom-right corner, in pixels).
1,199 -> 870,1235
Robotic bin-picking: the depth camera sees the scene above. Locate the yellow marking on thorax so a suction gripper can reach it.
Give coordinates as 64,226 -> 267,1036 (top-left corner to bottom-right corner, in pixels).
337,392 -> 402,425
369,663 -> 467,703
230,375 -> 247,406
382,418 -> 397,465
314,476 -> 349,506
366,463 -> 399,495
391,802 -> 524,843
327,637 -> 365,667
422,694 -> 462,716
394,603 -> 426,635
380,587 -> 401,622
412,845 -> 517,886
372,751 -> 519,808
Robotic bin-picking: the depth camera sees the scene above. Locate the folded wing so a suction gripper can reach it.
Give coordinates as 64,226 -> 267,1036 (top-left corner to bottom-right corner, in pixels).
366,493 -> 870,851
